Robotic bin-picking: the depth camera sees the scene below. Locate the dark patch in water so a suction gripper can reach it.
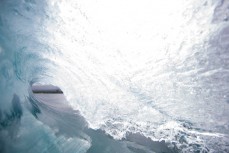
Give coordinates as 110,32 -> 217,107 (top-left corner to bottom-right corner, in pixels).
27,95 -> 41,118
125,133 -> 177,153
0,94 -> 22,128
0,94 -> 22,153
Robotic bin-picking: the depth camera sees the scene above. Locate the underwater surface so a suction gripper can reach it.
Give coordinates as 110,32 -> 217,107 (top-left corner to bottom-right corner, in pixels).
0,0 -> 229,152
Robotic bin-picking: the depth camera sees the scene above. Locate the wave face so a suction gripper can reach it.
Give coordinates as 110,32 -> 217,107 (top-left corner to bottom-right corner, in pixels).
0,0 -> 229,152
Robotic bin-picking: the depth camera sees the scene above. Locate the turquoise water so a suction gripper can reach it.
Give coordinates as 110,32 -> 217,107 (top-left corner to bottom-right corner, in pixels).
0,0 -> 229,152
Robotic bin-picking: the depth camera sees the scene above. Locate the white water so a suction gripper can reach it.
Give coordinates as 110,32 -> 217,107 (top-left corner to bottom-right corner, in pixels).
0,0 -> 229,152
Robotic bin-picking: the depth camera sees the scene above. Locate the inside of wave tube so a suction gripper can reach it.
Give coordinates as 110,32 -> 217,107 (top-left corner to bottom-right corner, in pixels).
0,0 -> 229,152
32,84 -> 63,94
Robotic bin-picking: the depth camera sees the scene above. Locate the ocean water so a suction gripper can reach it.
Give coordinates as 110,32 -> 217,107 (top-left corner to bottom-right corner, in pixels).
0,0 -> 229,152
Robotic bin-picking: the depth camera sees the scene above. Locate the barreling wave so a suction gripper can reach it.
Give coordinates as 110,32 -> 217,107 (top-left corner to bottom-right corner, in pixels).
0,0 -> 229,152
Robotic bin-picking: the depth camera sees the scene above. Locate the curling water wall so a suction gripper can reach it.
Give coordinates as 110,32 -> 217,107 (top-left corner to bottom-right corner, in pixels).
0,0 -> 229,152
49,0 -> 229,151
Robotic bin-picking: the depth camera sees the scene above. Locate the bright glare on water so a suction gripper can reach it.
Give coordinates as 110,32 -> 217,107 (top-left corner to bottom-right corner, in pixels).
0,0 -> 229,152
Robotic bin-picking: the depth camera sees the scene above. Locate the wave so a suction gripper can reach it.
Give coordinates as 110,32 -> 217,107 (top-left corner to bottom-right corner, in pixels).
0,0 -> 229,152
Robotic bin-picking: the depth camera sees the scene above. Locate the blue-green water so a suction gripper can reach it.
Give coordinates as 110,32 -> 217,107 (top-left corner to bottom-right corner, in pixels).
0,0 -> 229,152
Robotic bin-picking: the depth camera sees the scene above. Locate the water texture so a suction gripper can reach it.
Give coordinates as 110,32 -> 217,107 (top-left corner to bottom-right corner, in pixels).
0,0 -> 229,152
